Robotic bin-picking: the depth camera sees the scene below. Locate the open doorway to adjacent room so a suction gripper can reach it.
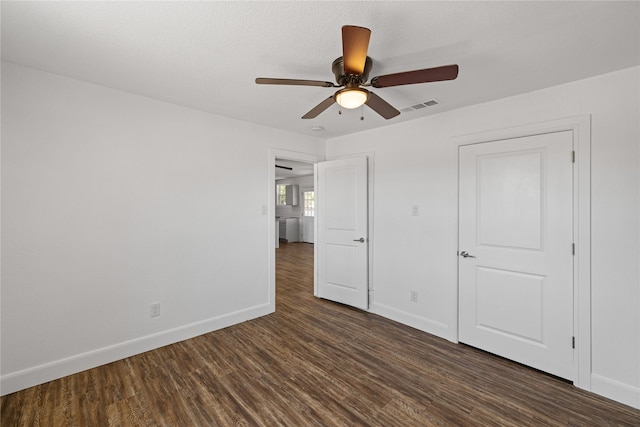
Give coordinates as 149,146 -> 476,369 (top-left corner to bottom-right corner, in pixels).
273,157 -> 318,306
275,158 -> 315,245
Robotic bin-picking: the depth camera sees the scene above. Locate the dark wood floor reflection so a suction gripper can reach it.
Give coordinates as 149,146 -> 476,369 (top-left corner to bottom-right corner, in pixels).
2,242 -> 639,425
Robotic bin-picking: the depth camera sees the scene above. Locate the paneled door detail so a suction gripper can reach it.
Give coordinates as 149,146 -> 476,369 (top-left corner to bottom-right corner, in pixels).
316,157 -> 368,310
459,131 -> 574,380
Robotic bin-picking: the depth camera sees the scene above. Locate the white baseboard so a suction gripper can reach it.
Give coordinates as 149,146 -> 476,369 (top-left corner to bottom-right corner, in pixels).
370,304 -> 640,410
591,373 -> 640,409
0,303 -> 273,396
369,301 -> 454,342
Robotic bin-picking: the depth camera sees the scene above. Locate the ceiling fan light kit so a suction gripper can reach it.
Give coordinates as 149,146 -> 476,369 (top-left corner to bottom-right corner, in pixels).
256,25 -> 459,121
335,87 -> 369,109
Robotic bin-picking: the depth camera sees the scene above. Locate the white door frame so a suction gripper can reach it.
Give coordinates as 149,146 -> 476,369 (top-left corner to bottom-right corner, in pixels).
452,115 -> 591,390
268,148 -> 324,312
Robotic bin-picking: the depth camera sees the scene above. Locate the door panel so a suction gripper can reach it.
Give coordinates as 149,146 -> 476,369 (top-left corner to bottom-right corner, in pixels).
325,166 -> 358,230
316,157 -> 368,310
478,150 -> 543,249
476,267 -> 545,343
459,131 -> 574,380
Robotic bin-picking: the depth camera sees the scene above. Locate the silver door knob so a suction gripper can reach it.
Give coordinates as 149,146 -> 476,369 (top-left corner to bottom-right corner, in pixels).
460,251 -> 476,258
353,237 -> 365,243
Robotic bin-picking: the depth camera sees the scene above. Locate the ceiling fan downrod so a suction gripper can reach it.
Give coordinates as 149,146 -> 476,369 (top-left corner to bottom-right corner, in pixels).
331,56 -> 372,86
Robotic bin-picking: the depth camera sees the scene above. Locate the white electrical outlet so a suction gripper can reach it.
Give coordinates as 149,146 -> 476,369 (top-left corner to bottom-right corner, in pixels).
261,204 -> 268,215
150,302 -> 160,317
410,291 -> 418,302
411,205 -> 419,216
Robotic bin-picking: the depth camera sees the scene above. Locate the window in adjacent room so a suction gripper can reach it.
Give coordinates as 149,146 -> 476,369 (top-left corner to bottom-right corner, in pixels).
277,184 -> 287,205
303,190 -> 315,216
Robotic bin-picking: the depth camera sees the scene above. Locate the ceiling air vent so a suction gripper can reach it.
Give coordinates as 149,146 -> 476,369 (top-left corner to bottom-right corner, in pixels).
400,99 -> 440,113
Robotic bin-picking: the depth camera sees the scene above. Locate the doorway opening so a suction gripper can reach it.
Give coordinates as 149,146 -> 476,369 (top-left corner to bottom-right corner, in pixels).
271,154 -> 320,311
269,151 -> 373,314
275,158 -> 315,245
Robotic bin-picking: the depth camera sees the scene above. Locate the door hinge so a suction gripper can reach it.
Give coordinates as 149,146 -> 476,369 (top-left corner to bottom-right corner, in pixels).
571,151 -> 576,163
572,243 -> 575,255
572,336 -> 575,349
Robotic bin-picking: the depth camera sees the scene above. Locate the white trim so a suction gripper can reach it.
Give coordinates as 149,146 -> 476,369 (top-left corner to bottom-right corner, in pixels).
0,302 -> 272,396
452,115 -> 591,390
370,301 -> 451,339
314,164 -> 319,296
591,374 -> 640,409
269,148 -> 324,307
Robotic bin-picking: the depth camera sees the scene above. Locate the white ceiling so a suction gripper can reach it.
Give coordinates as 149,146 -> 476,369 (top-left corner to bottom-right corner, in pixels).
275,159 -> 314,180
2,1 -> 639,139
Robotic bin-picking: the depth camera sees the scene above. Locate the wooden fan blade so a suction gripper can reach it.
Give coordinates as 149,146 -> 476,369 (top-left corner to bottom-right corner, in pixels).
365,92 -> 400,120
256,78 -> 337,88
370,64 -> 459,88
342,25 -> 371,75
302,96 -> 336,119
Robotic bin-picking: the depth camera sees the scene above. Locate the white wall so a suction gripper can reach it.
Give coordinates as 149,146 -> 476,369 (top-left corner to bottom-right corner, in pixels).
0,62 -> 324,394
327,66 -> 640,408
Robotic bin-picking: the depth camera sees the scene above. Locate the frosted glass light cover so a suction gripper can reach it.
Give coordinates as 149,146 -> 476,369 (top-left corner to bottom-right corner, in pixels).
335,88 -> 368,109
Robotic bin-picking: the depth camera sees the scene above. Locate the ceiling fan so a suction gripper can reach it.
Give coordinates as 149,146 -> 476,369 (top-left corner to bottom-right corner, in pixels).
256,25 -> 459,120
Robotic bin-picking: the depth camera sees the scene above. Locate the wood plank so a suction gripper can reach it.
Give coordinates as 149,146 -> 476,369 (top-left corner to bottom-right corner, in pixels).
2,241 -> 639,426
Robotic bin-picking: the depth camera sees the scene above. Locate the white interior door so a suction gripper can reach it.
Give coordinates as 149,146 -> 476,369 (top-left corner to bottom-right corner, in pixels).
459,131 -> 574,380
316,157 -> 368,310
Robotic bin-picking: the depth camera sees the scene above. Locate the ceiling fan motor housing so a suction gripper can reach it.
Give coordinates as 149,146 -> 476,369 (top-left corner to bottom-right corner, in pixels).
332,56 -> 372,87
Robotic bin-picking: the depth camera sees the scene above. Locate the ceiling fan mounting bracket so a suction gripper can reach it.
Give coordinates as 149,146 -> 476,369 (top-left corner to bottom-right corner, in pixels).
332,56 -> 372,86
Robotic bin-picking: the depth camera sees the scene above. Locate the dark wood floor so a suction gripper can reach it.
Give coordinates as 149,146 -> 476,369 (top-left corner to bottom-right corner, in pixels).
2,242 -> 639,426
